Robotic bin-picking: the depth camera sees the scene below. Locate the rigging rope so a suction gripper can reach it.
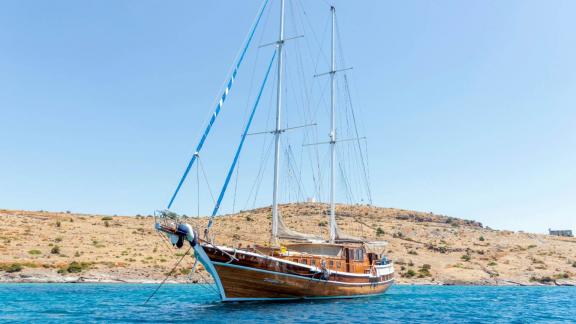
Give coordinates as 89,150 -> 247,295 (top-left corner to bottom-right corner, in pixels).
144,246 -> 192,304
232,157 -> 240,213
343,74 -> 373,204
196,158 -> 200,217
335,12 -> 373,204
207,51 -> 277,232
198,157 -> 217,205
245,137 -> 274,209
166,0 -> 270,209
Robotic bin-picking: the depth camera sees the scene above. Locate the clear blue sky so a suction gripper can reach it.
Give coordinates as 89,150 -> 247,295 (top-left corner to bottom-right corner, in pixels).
1,0 -> 574,233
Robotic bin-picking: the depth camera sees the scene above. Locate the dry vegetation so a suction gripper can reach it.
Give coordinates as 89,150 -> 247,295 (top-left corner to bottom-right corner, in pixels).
1,203 -> 575,285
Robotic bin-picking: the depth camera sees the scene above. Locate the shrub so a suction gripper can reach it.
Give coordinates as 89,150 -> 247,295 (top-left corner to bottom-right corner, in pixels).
104,220 -> 110,228
318,221 -> 327,227
553,273 -> 570,279
405,269 -> 416,278
101,216 -> 113,221
6,263 -> 23,273
55,237 -> 62,243
56,220 -> 61,228
245,216 -> 254,222
461,254 -> 471,262
488,261 -> 497,266
376,227 -> 385,236
51,245 -> 61,254
530,276 -> 553,284
59,261 -> 92,274
418,264 -> 432,278
573,262 -> 576,268
67,262 -> 83,273
479,236 -> 485,241
28,250 -> 42,255
92,240 -> 106,248
408,250 -> 418,255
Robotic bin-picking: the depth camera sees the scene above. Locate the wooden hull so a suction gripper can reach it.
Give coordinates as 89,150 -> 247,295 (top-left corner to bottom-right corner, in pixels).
214,262 -> 392,301
195,244 -> 394,301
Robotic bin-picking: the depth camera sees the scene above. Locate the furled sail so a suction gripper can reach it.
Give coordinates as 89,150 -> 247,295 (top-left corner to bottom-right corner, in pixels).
277,212 -> 322,242
335,223 -> 365,243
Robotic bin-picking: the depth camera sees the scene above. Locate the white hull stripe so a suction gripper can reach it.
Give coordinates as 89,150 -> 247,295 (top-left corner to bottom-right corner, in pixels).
194,245 -> 226,299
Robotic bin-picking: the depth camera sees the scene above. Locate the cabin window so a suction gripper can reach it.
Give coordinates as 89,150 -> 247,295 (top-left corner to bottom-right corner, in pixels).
292,258 -> 298,263
301,259 -> 307,265
329,260 -> 334,267
355,249 -> 364,261
336,262 -> 340,269
311,259 -> 316,266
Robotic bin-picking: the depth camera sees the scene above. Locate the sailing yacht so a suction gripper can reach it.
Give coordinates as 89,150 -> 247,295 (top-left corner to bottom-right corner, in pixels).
154,0 -> 394,301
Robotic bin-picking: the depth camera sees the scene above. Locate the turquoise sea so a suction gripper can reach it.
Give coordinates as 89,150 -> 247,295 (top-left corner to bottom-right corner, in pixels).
0,284 -> 574,323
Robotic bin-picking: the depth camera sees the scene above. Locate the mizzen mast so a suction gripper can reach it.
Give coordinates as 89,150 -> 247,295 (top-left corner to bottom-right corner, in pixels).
329,6 -> 337,243
271,0 -> 286,243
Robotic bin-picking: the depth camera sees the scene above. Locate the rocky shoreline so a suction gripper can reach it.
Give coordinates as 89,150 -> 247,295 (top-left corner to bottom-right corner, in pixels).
2,270 -> 575,286
0,269 -> 201,284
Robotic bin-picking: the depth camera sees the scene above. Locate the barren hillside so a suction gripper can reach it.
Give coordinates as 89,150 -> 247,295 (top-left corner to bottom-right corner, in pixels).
1,203 -> 575,285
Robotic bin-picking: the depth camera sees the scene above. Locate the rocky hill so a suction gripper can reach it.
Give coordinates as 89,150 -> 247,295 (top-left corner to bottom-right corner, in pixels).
1,203 -> 575,285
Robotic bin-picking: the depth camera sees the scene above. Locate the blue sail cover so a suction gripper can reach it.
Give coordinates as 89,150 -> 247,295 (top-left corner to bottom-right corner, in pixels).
167,0 -> 270,209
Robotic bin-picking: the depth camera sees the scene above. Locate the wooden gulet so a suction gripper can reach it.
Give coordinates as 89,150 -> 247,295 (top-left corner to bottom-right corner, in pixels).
156,223 -> 394,301
154,0 -> 394,302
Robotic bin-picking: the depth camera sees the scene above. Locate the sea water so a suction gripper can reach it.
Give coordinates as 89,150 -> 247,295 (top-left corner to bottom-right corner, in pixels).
0,284 -> 574,323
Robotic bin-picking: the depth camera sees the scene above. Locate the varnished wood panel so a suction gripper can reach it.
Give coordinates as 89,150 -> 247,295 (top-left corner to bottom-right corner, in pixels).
214,263 -> 392,299
203,245 -> 393,284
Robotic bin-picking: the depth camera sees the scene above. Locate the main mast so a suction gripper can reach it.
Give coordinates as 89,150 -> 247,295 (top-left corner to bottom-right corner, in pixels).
271,0 -> 285,243
329,6 -> 337,243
